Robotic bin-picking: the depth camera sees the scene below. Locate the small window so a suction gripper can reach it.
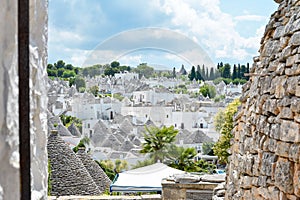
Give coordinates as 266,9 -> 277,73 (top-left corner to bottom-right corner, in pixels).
166,115 -> 169,118
200,123 -> 203,128
145,114 -> 148,118
181,123 -> 184,129
90,130 -> 93,138
88,123 -> 90,128
175,124 -> 177,127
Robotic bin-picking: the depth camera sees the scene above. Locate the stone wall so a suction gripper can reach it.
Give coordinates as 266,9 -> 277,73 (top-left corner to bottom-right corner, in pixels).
226,0 -> 300,199
162,174 -> 224,200
0,0 -> 48,199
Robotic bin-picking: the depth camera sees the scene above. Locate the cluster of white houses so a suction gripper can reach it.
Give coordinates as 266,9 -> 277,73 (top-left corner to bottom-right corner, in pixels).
47,71 -> 242,164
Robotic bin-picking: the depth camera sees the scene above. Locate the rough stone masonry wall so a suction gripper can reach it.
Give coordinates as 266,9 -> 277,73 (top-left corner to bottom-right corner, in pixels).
0,0 -> 48,199
226,0 -> 300,199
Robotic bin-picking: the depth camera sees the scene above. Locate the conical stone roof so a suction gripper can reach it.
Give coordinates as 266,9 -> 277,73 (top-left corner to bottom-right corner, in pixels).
184,130 -> 213,144
68,123 -> 81,137
47,131 -> 101,196
76,148 -> 111,192
57,124 -> 72,136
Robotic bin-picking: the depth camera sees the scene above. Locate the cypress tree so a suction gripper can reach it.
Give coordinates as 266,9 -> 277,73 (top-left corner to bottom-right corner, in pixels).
196,65 -> 202,81
232,64 -> 238,80
201,65 -> 206,80
188,66 -> 196,81
209,67 -> 215,80
237,64 -> 241,79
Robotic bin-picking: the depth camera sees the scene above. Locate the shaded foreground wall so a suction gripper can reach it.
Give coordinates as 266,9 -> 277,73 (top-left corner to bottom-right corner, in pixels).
0,0 -> 48,199
226,0 -> 300,199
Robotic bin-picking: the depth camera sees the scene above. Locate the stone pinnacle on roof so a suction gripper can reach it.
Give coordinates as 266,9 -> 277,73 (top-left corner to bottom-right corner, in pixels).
76,148 -> 112,192
47,130 -> 101,196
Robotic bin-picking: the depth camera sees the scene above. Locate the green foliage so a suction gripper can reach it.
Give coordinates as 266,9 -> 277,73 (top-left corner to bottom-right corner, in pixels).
202,142 -> 215,155
73,137 -> 90,153
62,70 -> 76,78
60,114 -> 82,132
195,159 -> 216,173
167,146 -> 198,172
132,63 -> 154,78
114,159 -> 129,173
213,99 -> 240,164
131,158 -> 155,169
140,126 -> 179,162
188,66 -> 196,81
174,84 -> 188,94
48,159 -> 52,195
232,78 -> 247,85
47,60 -> 77,79
102,61 -> 131,77
88,85 -> 99,97
81,64 -> 106,77
214,95 -> 226,103
96,160 -> 116,181
199,84 -> 216,98
73,76 -> 86,91
214,109 -> 225,133
112,93 -> 125,101
97,159 -> 129,180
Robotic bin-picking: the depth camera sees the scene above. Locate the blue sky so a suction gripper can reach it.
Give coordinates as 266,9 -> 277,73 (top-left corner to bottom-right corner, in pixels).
48,0 -> 278,70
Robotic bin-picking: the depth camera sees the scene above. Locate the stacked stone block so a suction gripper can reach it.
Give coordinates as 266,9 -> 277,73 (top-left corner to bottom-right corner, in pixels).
226,0 -> 300,199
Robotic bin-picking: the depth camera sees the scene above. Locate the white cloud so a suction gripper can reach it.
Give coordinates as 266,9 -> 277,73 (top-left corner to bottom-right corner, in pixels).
157,0 -> 264,62
234,15 -> 266,22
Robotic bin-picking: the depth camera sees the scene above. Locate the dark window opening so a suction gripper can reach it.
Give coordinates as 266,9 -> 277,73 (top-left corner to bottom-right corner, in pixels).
110,111 -> 114,119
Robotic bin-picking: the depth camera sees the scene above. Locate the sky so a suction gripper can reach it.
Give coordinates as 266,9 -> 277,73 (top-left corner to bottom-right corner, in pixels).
48,0 -> 278,70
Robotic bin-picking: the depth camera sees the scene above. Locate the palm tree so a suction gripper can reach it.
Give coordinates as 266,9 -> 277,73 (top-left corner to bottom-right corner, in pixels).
140,126 -> 178,162
166,145 -> 198,172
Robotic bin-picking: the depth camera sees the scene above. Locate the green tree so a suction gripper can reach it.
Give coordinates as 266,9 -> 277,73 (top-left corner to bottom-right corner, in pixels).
201,65 -> 206,80
131,159 -> 155,169
57,68 -> 64,77
222,63 -> 231,78
167,146 -> 198,172
115,159 -> 128,173
199,84 -> 216,98
104,67 -> 119,77
111,61 -> 120,68
65,64 -> 74,70
213,99 -> 240,164
74,76 -> 86,91
73,137 -> 90,153
47,69 -> 57,77
202,142 -> 215,155
232,64 -> 238,80
97,160 -> 116,181
172,67 -> 176,78
209,67 -> 215,80
188,66 -> 196,81
237,64 -> 241,79
132,63 -> 154,78
89,85 -> 99,97
196,65 -> 202,81
140,126 -> 179,162
62,70 -> 76,78
195,159 -> 216,174
54,60 -> 65,69
240,65 -> 246,79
